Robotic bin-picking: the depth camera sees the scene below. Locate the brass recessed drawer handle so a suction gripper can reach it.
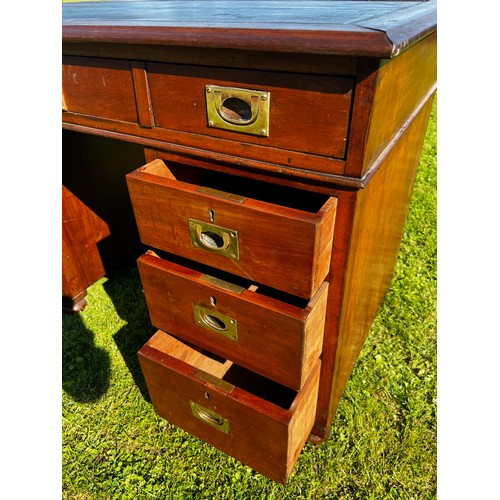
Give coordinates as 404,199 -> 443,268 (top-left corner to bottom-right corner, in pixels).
206,85 -> 270,136
193,304 -> 238,341
190,401 -> 231,434
188,218 -> 240,260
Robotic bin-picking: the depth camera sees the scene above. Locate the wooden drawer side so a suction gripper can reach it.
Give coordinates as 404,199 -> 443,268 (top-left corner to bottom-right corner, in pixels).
312,196 -> 338,293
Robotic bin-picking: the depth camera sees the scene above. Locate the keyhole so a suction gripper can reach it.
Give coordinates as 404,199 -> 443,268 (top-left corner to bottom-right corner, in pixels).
209,209 -> 215,222
210,296 -> 217,306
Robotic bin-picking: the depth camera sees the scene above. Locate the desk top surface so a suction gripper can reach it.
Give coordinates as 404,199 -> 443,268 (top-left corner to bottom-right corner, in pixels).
62,0 -> 436,58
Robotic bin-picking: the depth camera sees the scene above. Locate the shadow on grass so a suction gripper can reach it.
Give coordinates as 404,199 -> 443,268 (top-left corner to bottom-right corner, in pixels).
104,265 -> 156,402
62,264 -> 155,403
62,313 -> 111,403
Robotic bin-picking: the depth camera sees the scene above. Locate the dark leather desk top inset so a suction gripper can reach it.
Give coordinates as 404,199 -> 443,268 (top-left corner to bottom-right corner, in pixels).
63,0 -> 436,57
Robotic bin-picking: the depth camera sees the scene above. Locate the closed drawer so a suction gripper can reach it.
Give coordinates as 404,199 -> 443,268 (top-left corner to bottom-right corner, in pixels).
126,159 -> 337,299
147,63 -> 353,159
138,250 -> 328,390
138,330 -> 321,484
62,56 -> 138,124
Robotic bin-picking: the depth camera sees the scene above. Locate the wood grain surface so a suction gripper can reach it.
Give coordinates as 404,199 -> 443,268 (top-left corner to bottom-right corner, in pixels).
62,2 -> 437,481
360,32 -> 437,176
137,251 -> 328,390
62,184 -> 109,311
63,1 -> 436,58
62,56 -> 138,123
139,330 -> 321,484
147,62 -> 353,159
62,131 -> 146,307
126,159 -> 337,299
314,95 -> 435,436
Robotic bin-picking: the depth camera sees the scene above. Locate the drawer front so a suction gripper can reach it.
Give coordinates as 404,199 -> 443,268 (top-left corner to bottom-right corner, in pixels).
147,63 -> 353,159
138,331 -> 321,484
126,159 -> 337,299
62,56 -> 138,123
138,251 -> 328,390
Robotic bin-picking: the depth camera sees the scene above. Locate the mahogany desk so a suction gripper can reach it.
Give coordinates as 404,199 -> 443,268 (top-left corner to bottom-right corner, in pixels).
62,0 -> 436,483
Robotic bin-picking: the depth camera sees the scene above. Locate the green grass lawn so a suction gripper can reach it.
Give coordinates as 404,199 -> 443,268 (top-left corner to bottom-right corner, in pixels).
62,100 -> 437,499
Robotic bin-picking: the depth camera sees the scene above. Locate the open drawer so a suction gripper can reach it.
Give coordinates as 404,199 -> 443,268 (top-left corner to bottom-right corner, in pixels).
138,250 -> 328,390
138,330 -> 321,484
126,159 -> 337,299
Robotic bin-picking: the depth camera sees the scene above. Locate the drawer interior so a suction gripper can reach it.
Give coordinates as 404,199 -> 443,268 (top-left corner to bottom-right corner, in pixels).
149,331 -> 297,409
140,330 -> 322,482
128,158 -> 337,298
147,249 -> 311,310
145,160 -> 331,214
138,250 -> 327,390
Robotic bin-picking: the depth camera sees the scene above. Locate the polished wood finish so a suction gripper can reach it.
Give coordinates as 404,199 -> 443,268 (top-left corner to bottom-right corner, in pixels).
126,159 -> 337,299
62,184 -> 109,312
62,114 -> 347,177
308,32 -> 437,437
131,62 -> 155,128
137,251 -> 328,390
344,32 -> 437,177
63,43 -> 359,77
324,95 -> 435,431
62,0 -> 436,58
312,94 -> 435,438
62,56 -> 138,123
62,0 -> 436,178
62,0 -> 437,484
360,32 -> 438,176
62,53 -> 351,176
62,131 -> 146,307
147,63 -> 352,159
138,330 -> 321,484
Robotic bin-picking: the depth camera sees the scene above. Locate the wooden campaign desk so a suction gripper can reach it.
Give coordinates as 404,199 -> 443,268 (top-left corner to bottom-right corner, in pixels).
62,0 -> 436,483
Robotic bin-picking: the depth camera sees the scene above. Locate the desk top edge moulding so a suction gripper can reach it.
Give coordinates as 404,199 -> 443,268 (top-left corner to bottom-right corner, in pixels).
62,0 -> 436,484
62,0 -> 436,58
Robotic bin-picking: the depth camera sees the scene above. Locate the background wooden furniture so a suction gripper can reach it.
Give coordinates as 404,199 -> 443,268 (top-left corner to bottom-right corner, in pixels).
63,0 -> 437,483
